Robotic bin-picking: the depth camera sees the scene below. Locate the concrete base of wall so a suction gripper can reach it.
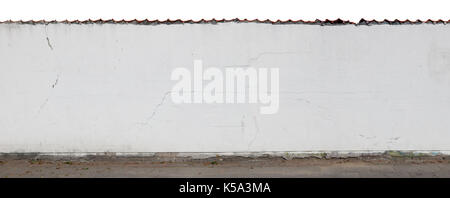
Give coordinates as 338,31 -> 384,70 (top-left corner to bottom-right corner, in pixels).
2,151 -> 449,161
1,152 -> 450,178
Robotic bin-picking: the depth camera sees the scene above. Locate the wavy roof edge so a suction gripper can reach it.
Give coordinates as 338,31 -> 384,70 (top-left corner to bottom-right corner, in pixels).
1,19 -> 450,25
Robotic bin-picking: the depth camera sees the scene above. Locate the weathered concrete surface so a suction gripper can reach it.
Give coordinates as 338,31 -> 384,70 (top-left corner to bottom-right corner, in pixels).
1,156 -> 450,178
2,23 -> 450,153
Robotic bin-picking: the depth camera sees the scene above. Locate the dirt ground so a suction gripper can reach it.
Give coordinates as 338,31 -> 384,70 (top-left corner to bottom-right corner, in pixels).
1,154 -> 450,178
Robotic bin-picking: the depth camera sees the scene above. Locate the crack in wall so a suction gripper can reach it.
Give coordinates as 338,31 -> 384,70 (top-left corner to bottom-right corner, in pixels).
51,74 -> 59,88
247,52 -> 297,64
240,115 -> 246,133
223,51 -> 298,68
144,91 -> 171,126
35,98 -> 49,117
248,116 -> 260,149
35,74 -> 60,117
46,37 -> 53,50
44,24 -> 54,50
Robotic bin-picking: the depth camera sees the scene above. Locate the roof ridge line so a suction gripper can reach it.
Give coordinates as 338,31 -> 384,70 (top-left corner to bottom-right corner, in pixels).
1,18 -> 449,25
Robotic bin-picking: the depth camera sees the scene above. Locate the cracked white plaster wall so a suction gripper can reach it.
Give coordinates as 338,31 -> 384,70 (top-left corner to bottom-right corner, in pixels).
0,23 -> 450,153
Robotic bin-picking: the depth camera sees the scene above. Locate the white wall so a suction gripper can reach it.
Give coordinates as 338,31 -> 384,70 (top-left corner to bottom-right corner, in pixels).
1,23 -> 450,153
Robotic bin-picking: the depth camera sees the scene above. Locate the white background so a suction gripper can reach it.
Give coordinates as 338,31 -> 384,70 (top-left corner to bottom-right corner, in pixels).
0,0 -> 449,22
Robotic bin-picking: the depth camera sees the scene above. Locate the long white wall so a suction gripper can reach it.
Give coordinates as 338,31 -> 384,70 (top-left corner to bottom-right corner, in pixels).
1,23 -> 450,153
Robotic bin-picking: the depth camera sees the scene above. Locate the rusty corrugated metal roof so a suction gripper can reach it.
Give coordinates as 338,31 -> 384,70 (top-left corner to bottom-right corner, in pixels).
0,19 -> 449,25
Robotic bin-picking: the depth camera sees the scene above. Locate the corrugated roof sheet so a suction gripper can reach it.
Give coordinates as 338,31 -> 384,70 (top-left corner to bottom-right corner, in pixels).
1,19 -> 449,25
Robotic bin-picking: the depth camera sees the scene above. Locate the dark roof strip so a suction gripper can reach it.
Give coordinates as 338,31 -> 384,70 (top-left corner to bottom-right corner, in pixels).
1,18 -> 449,25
